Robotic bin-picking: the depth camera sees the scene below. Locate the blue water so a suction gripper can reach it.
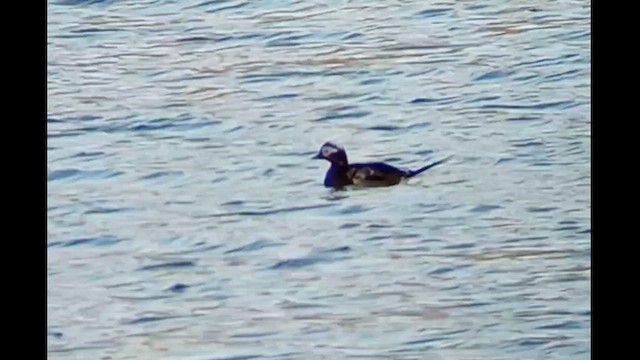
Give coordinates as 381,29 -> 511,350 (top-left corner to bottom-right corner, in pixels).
48,1 -> 590,359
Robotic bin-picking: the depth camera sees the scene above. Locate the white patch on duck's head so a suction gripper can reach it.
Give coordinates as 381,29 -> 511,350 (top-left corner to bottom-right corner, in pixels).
320,142 -> 344,157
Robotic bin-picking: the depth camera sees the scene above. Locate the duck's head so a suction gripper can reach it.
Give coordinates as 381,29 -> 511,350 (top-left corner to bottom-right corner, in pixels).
312,141 -> 348,166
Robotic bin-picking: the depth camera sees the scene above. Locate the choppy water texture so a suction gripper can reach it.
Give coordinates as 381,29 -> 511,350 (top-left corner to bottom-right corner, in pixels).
48,0 -> 590,359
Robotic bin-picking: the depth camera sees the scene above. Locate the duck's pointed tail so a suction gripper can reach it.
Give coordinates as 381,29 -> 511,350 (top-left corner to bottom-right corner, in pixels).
406,156 -> 452,178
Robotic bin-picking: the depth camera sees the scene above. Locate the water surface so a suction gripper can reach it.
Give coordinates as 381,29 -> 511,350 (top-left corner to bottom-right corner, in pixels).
48,1 -> 590,359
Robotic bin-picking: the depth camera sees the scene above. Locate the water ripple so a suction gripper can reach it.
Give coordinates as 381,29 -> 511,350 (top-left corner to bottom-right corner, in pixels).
48,169 -> 123,182
224,240 -> 284,254
269,254 -> 350,270
139,261 -> 196,271
48,235 -> 121,248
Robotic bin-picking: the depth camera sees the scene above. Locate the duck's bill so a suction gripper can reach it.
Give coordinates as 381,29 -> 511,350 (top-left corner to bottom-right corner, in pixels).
312,153 -> 323,159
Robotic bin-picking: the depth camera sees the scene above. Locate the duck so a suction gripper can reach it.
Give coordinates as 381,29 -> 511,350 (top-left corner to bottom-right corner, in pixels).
312,141 -> 450,188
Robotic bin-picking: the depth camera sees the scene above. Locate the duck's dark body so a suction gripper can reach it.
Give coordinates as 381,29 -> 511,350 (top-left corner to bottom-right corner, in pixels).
313,142 -> 449,189
323,162 -> 404,188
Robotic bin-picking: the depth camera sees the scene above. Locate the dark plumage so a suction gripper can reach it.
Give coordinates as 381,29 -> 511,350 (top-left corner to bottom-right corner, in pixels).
312,142 -> 450,188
